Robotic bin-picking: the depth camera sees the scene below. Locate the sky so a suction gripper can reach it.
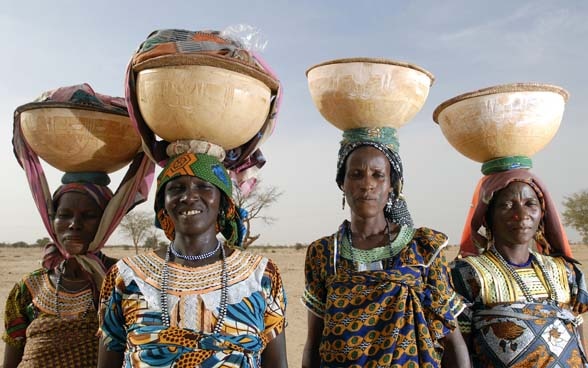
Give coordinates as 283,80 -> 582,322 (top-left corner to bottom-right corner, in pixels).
1,0 -> 587,247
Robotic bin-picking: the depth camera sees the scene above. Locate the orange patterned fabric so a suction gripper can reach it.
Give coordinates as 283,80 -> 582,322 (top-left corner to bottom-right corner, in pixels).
99,249 -> 286,367
303,224 -> 464,367
3,269 -> 99,367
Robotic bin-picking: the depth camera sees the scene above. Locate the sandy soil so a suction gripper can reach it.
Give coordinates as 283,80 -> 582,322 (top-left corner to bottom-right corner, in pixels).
2,244 -> 588,366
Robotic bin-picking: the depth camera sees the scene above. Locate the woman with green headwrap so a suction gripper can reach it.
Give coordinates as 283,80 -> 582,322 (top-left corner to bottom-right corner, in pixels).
302,127 -> 470,367
98,152 -> 287,367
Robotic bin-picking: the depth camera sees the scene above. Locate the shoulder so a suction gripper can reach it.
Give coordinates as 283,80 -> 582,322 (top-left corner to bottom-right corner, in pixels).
99,253 -> 119,271
308,234 -> 336,249
411,227 -> 449,250
20,268 -> 49,286
403,227 -> 449,262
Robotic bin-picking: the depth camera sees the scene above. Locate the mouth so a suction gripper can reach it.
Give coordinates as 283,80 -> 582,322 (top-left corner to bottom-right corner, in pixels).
179,209 -> 202,217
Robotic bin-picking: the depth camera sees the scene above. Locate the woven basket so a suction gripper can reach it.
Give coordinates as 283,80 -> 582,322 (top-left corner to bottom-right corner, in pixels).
433,83 -> 568,163
19,104 -> 140,173
306,57 -> 434,131
135,55 -> 274,150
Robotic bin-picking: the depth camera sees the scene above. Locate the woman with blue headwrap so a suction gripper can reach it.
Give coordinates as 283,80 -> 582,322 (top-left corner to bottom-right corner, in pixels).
302,127 -> 469,367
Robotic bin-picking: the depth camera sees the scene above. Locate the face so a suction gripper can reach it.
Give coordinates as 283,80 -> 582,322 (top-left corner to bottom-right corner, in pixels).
489,181 -> 542,248
342,146 -> 393,219
53,192 -> 103,255
164,175 -> 221,236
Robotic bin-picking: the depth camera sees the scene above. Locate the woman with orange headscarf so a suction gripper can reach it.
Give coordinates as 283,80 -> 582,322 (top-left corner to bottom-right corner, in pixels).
452,165 -> 588,367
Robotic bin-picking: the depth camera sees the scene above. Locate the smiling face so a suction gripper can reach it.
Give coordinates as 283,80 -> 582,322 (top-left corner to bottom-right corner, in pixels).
163,175 -> 222,237
53,192 -> 103,255
342,146 -> 393,220
489,181 -> 543,248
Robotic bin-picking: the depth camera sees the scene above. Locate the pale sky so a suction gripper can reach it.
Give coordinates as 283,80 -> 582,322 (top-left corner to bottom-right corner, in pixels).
1,0 -> 587,247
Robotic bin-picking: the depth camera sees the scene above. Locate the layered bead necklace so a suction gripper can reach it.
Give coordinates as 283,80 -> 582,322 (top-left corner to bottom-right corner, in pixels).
490,247 -> 558,303
160,241 -> 228,333
54,263 -> 94,320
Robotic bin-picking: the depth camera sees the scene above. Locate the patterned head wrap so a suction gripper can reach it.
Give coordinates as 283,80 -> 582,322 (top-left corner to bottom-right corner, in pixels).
336,127 -> 413,227
12,83 -> 155,305
155,152 -> 245,247
459,168 -> 572,258
126,28 -> 281,195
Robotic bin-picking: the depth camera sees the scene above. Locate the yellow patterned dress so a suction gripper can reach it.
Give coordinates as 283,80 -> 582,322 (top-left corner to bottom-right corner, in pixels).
99,249 -> 286,367
3,268 -> 99,367
451,250 -> 588,367
303,222 -> 464,368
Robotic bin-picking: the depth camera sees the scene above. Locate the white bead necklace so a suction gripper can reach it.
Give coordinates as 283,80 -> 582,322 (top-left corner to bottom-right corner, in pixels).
490,248 -> 558,303
160,243 -> 229,332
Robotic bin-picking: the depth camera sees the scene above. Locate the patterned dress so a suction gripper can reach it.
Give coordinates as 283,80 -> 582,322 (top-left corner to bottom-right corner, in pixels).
99,249 -> 286,367
3,269 -> 99,367
451,250 -> 588,367
302,222 -> 464,368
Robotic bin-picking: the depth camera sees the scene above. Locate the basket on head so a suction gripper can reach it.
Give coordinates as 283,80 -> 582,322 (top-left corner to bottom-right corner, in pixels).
135,52 -> 278,151
306,57 -> 434,131
433,83 -> 568,163
18,102 -> 141,173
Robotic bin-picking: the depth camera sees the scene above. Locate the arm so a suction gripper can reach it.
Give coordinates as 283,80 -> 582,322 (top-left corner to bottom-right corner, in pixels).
98,338 -> 124,368
3,343 -> 24,368
261,331 -> 287,368
302,311 -> 323,368
440,328 -> 471,368
97,265 -> 127,367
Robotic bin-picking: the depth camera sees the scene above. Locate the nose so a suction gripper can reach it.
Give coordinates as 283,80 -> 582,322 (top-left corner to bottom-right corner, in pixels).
360,175 -> 375,191
68,216 -> 82,230
511,204 -> 528,221
180,186 -> 200,202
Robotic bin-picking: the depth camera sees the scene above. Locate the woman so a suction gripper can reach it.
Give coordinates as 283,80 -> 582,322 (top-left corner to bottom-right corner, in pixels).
451,167 -> 588,367
3,84 -> 154,367
98,152 -> 287,367
302,127 -> 470,367
3,183 -> 114,367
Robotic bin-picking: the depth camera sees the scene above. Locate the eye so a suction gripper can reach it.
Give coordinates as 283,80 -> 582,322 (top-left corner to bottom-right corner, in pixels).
197,183 -> 215,190
84,211 -> 101,220
526,200 -> 539,207
348,170 -> 362,179
373,171 -> 386,178
499,201 -> 513,210
55,210 -> 72,219
166,183 -> 185,193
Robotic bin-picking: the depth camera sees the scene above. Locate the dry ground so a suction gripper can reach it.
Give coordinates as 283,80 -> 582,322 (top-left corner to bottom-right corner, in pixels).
1,244 -> 588,366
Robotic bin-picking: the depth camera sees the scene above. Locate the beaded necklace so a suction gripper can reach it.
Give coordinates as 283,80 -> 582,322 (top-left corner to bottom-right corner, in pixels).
54,264 -> 93,320
170,239 -> 221,261
490,248 -> 558,303
161,243 -> 228,332
347,220 -> 395,271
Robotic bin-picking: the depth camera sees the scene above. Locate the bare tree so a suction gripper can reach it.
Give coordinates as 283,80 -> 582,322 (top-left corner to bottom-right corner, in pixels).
119,211 -> 154,254
233,181 -> 283,248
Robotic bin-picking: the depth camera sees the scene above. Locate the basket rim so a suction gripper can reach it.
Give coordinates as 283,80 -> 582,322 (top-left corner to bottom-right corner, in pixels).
16,102 -> 130,117
305,57 -> 435,86
432,82 -> 569,124
133,54 -> 279,92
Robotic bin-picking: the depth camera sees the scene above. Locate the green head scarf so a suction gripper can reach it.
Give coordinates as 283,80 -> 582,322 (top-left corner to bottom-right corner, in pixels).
155,152 -> 245,246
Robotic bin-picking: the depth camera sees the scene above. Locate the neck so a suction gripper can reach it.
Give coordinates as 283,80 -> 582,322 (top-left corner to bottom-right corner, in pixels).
349,215 -> 388,239
348,214 -> 394,250
493,242 -> 531,265
172,230 -> 219,257
59,258 -> 86,280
